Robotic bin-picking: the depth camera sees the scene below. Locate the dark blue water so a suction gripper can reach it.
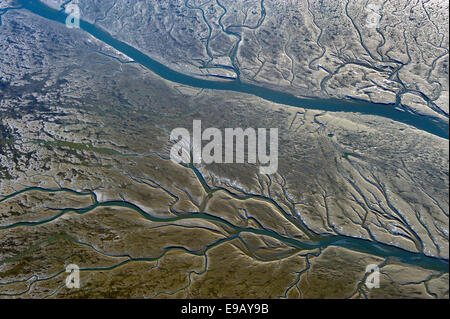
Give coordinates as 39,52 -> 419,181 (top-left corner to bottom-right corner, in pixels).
17,0 -> 449,140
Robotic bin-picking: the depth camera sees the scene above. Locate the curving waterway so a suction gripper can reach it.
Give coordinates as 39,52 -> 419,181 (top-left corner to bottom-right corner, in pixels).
4,0 -> 449,274
16,0 -> 449,139
1,182 -> 449,273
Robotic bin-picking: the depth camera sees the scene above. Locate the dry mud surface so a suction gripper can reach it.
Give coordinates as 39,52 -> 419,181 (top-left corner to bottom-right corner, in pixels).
0,0 -> 448,298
